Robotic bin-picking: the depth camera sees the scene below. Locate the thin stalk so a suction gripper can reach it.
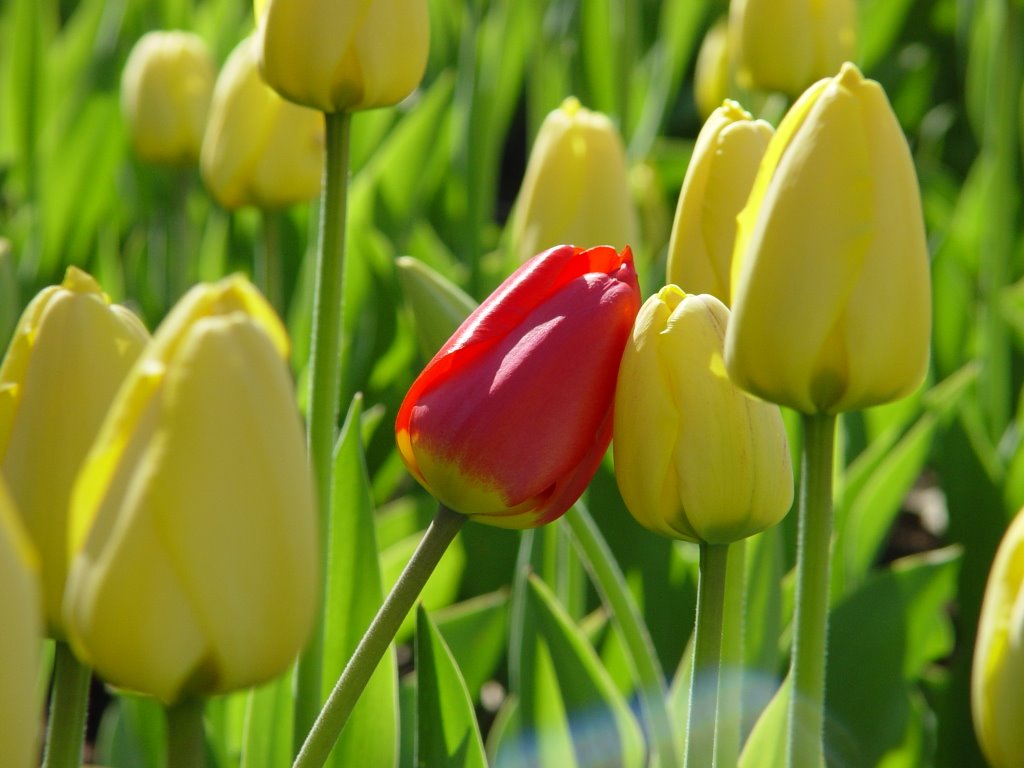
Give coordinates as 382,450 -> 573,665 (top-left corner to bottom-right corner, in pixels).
717,540 -> 746,768
686,543 -> 730,768
166,697 -> 205,768
41,642 -> 91,768
258,207 -> 284,314
786,413 -> 837,768
293,504 -> 466,768
169,167 -> 191,305
294,110 -> 352,753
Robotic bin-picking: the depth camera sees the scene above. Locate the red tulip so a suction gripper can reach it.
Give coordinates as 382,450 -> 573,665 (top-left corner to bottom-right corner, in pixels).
396,244 -> 641,529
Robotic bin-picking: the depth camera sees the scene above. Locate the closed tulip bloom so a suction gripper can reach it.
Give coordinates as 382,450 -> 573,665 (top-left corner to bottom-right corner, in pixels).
256,0 -> 429,113
0,481 -> 42,768
396,245 -> 641,529
614,286 -> 792,543
511,98 -> 638,264
694,19 -> 732,121
666,100 -> 772,305
973,510 -> 1024,768
64,276 -> 317,704
730,0 -> 856,97
121,30 -> 215,165
726,63 -> 931,414
0,267 -> 148,635
201,35 -> 324,210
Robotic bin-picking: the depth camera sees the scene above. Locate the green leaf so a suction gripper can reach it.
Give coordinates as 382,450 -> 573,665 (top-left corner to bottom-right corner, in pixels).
395,255 -> 477,360
857,0 -> 917,70
94,693 -> 166,768
415,605 -> 489,768
239,674 -> 294,768
737,676 -> 788,768
433,590 -> 510,700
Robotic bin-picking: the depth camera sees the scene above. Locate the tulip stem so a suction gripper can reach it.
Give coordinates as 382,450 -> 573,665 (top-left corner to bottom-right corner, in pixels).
166,697 -> 206,768
787,412 -> 837,768
564,503 -> 680,768
294,503 -> 466,768
41,642 -> 91,768
258,207 -> 284,314
717,539 -> 747,768
295,109 -> 352,754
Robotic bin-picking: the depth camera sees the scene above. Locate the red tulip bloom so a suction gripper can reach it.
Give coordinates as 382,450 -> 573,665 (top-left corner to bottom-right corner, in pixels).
396,244 -> 641,529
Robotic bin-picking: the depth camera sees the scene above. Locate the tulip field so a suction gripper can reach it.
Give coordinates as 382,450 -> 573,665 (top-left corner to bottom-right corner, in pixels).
1,0 -> 1022,767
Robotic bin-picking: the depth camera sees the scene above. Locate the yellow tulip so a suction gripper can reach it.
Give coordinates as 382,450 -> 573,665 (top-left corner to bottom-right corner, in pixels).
613,286 -> 792,544
511,97 -> 637,263
64,276 -> 317,704
694,19 -> 732,121
0,267 -> 148,635
973,509 -> 1024,768
201,35 -> 324,210
726,63 -> 931,414
666,100 -> 772,305
121,30 -> 215,165
730,0 -> 856,97
0,480 -> 42,768
256,0 -> 429,113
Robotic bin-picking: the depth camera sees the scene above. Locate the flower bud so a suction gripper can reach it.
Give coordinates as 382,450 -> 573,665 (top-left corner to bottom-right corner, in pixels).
201,35 -> 324,210
395,256 -> 477,360
730,0 -> 856,97
694,19 -> 732,121
256,0 -> 429,113
666,100 -> 772,305
973,510 -> 1024,768
121,30 -> 215,165
511,98 -> 638,264
396,245 -> 641,529
726,63 -> 931,414
0,267 -> 148,635
64,276 -> 317,704
614,286 -> 792,543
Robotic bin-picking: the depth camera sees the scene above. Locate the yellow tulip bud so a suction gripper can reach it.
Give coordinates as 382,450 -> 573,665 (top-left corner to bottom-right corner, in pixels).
0,480 -> 42,768
613,286 -> 793,544
726,63 -> 931,414
730,0 -> 856,97
973,510 -> 1024,768
201,35 -> 324,210
511,97 -> 638,263
121,30 -> 215,165
256,0 -> 429,113
64,276 -> 317,704
666,100 -> 772,305
694,19 -> 732,121
0,267 -> 148,635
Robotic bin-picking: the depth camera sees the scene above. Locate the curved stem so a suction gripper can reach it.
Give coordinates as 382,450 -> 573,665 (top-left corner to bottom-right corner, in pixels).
293,504 -> 465,768
786,413 -> 837,768
294,110 -> 352,753
41,642 -> 91,768
166,697 -> 205,768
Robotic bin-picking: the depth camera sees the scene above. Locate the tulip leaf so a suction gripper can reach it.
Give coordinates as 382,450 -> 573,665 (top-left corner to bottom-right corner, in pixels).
239,673 -> 294,768
94,693 -> 166,768
857,0 -> 917,69
395,254 -> 477,360
415,605 -> 489,768
737,676 -> 789,768
432,589 -> 510,701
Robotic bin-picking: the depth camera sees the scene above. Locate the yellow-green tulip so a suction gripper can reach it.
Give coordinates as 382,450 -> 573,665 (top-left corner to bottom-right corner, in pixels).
0,479 -> 41,768
121,30 -> 215,165
511,97 -> 637,264
613,286 -> 792,544
730,0 -> 856,97
0,267 -> 148,635
694,19 -> 732,121
64,276 -> 317,704
256,0 -> 429,113
666,100 -> 772,306
201,35 -> 324,210
726,63 -> 931,414
973,510 -> 1024,768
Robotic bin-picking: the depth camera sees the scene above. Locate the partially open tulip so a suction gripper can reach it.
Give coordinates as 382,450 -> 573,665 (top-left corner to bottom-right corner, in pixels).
64,276 -> 317,704
256,0 -> 429,113
974,509 -> 1024,768
730,0 -> 856,97
0,267 -> 148,635
726,63 -> 931,414
121,30 -> 215,165
694,19 -> 732,121
396,244 -> 641,529
201,35 -> 324,210
511,98 -> 637,264
614,286 -> 792,543
666,100 -> 772,305
0,480 -> 41,768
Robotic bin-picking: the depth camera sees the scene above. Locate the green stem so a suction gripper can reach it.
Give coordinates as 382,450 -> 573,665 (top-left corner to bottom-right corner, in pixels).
786,413 -> 837,768
41,642 -> 91,768
686,543 -> 730,768
166,697 -> 206,768
717,540 -> 746,768
169,167 -> 191,305
564,503 -> 680,768
257,208 -> 284,314
293,504 -> 466,768
294,110 -> 352,754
